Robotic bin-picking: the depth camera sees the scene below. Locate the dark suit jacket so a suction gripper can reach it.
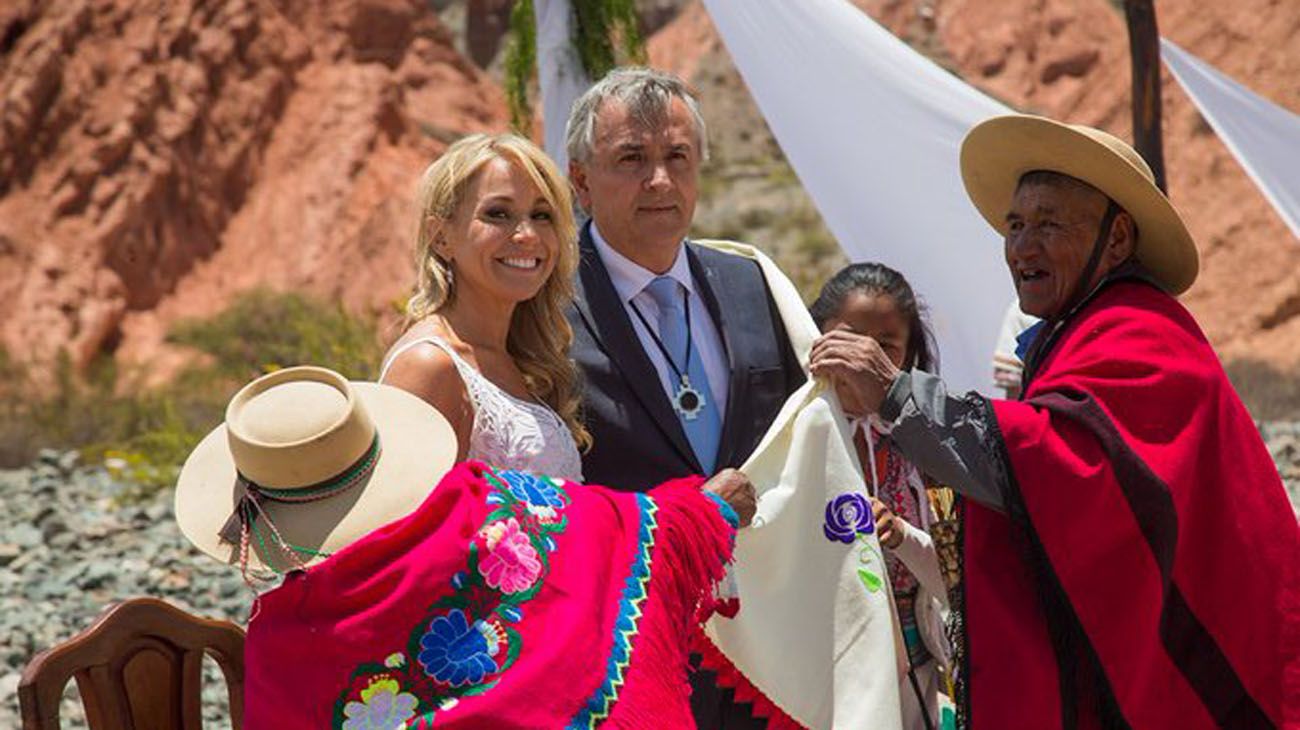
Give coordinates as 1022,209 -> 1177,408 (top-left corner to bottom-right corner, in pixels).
568,223 -> 805,492
569,225 -> 803,728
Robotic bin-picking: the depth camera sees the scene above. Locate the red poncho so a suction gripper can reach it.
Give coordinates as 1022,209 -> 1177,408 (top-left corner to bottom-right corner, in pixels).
243,462 -> 736,728
964,281 -> 1299,729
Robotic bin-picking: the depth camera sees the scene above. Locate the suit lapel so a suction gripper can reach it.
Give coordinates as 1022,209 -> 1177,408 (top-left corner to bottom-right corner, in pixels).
687,243 -> 745,469
574,226 -> 700,471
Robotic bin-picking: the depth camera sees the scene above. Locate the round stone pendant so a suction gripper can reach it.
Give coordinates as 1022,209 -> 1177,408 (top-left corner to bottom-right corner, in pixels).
673,379 -> 706,421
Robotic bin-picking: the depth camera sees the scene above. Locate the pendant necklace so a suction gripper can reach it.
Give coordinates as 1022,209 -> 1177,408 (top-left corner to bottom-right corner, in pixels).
629,293 -> 707,421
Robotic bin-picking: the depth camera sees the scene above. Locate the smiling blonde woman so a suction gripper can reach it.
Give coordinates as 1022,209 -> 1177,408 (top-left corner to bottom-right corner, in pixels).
380,133 -> 589,481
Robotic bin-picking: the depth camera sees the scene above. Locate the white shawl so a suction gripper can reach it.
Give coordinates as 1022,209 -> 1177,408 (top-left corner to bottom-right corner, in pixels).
696,240 -> 906,729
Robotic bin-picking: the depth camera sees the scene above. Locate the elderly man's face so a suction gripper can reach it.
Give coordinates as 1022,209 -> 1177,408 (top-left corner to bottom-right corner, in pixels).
569,97 -> 700,274
1004,180 -> 1113,319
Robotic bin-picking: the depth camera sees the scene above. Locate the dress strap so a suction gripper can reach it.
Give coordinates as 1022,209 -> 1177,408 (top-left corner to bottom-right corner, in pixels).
378,335 -> 486,409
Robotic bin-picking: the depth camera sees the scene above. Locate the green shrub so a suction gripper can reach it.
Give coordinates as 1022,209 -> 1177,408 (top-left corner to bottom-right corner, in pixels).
0,290 -> 385,499
168,289 -> 382,381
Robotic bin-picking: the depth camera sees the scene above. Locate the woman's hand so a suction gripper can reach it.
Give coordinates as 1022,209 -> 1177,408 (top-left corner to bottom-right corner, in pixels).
871,497 -> 904,549
703,468 -> 757,528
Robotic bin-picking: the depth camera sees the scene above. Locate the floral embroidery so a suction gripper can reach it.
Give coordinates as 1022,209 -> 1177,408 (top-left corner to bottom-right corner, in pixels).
497,470 -> 566,518
418,608 -> 502,686
341,677 -> 418,730
824,493 -> 874,543
857,546 -> 885,593
478,518 -> 543,593
331,468 -> 570,728
824,492 -> 884,593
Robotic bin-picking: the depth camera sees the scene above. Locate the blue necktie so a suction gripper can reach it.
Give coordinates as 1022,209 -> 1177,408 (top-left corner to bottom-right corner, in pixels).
643,276 -> 722,474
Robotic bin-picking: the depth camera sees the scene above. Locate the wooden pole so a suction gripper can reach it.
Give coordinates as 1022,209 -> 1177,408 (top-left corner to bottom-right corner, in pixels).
1123,0 -> 1167,193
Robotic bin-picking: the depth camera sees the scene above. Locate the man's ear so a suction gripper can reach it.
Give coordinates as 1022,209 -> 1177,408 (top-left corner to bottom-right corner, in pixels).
569,160 -> 592,212
1107,211 -> 1138,265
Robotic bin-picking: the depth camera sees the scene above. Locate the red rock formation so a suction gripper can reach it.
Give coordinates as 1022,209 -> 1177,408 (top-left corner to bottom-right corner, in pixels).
647,2 -> 716,85
0,0 -> 506,379
3,0 -> 1297,385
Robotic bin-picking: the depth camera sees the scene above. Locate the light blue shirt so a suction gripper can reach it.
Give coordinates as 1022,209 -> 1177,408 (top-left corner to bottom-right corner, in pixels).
589,224 -> 730,419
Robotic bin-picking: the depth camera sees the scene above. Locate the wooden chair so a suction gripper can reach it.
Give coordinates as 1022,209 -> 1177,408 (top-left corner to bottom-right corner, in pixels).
18,597 -> 245,730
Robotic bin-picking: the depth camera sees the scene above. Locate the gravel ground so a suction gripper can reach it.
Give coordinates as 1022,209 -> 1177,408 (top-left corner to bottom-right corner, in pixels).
3,426 -> 1298,728
0,451 -> 247,729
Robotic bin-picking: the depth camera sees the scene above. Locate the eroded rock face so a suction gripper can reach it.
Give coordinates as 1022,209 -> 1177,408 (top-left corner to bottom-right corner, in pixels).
0,0 -> 506,379
3,0 -> 1297,384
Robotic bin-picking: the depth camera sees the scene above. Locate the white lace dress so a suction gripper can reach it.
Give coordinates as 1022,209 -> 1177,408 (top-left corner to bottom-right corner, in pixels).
379,336 -> 584,482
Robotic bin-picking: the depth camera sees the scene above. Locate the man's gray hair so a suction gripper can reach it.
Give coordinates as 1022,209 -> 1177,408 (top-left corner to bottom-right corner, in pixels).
565,67 -> 709,164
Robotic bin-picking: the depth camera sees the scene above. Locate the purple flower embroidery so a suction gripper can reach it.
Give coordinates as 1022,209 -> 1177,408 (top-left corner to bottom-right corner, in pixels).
341,678 -> 418,730
823,493 -> 874,543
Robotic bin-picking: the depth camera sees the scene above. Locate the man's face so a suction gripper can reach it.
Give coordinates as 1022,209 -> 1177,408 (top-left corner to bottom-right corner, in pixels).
1004,180 -> 1112,319
570,97 -> 700,273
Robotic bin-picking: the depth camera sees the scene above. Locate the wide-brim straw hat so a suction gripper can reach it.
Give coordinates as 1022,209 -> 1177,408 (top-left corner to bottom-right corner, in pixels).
175,366 -> 455,573
960,114 -> 1198,294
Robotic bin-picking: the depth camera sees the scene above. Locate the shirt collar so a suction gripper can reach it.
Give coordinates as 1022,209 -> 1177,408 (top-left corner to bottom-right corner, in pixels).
590,222 -> 694,304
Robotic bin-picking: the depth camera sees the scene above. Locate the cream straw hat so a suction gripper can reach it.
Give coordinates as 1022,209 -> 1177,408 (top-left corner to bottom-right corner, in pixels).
960,114 -> 1198,294
174,366 -> 455,573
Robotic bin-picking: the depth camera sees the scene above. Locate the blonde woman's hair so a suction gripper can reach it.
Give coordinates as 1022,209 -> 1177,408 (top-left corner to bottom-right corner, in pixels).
408,133 -> 590,450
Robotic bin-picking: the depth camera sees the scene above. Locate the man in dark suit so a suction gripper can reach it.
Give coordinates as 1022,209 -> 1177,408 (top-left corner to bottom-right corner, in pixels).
565,67 -> 805,729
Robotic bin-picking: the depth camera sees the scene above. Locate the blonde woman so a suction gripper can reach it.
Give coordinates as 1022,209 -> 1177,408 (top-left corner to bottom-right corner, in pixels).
380,133 -> 589,481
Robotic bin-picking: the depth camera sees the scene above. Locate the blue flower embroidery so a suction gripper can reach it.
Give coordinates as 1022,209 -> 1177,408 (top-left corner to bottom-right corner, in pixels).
333,467 -> 573,726
417,608 -> 500,686
498,471 -> 565,512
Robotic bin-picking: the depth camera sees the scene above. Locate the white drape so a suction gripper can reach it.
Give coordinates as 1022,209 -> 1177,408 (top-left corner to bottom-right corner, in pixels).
533,0 -> 588,170
701,0 -> 1014,395
1161,38 -> 1300,244
697,240 -> 905,730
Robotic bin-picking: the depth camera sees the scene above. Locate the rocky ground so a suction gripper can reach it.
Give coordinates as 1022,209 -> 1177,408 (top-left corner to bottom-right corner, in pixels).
0,451 -> 247,728
2,432 -> 1299,727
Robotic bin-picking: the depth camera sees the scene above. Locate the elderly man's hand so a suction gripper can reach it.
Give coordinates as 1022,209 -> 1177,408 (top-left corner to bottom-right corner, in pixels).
809,329 -> 901,417
703,468 -> 756,528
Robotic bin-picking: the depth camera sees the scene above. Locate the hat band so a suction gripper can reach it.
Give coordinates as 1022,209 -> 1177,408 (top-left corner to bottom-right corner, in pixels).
216,434 -> 383,559
244,434 -> 383,504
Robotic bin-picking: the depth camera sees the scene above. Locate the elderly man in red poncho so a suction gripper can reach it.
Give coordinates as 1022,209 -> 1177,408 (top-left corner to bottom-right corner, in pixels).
808,115 -> 1300,729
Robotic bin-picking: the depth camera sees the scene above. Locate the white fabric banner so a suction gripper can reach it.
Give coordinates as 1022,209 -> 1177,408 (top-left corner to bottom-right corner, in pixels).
533,0 -> 589,170
1161,38 -> 1300,244
702,0 -> 1014,395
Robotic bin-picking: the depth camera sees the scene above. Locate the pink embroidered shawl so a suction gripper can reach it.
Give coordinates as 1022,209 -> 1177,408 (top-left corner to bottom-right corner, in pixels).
243,462 -> 737,728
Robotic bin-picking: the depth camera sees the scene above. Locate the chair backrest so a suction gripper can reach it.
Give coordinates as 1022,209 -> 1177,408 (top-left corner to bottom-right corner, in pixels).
18,597 -> 245,730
